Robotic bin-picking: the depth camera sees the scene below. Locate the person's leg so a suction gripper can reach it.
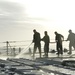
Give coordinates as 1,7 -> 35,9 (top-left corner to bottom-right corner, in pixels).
38,44 -> 41,58
60,44 -> 63,55
43,44 -> 46,57
33,44 -> 37,58
73,45 -> 75,50
44,45 -> 48,57
73,42 -> 75,50
56,43 -> 60,56
68,43 -> 72,54
46,44 -> 49,57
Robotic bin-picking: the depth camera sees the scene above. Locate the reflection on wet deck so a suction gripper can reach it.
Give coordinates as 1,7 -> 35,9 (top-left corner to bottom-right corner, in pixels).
0,56 -> 75,75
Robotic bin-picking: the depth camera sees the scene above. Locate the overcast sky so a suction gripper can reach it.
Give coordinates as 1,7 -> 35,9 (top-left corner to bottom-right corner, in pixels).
0,0 -> 75,43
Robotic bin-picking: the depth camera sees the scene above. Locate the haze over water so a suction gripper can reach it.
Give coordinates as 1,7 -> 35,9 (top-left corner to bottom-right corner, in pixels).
0,0 -> 75,50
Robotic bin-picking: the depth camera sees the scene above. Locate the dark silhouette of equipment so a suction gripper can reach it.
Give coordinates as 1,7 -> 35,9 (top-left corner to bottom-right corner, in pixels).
61,60 -> 75,68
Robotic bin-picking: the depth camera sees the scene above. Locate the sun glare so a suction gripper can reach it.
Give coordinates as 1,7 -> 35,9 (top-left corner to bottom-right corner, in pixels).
9,0 -> 75,32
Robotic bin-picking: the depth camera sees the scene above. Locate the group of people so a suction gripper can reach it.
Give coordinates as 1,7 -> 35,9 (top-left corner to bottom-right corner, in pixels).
32,29 -> 75,58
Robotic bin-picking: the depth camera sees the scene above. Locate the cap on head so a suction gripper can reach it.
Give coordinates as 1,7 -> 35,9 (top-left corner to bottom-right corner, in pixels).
68,29 -> 72,33
33,29 -> 36,32
45,31 -> 47,34
54,31 -> 57,34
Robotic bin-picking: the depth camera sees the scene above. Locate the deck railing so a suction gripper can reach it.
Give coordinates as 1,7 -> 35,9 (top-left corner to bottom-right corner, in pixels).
0,40 -> 69,56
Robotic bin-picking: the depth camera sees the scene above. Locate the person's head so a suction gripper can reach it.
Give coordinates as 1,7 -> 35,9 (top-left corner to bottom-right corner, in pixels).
68,29 -> 72,33
33,29 -> 36,33
44,31 -> 47,35
54,31 -> 58,35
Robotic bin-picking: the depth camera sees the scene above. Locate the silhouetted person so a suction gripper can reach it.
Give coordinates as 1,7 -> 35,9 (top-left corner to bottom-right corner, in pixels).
66,30 -> 75,54
32,29 -> 41,58
54,31 -> 64,56
41,31 -> 50,57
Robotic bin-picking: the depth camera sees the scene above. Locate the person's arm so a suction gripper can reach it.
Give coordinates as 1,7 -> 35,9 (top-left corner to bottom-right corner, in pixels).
41,37 -> 44,41
32,35 -> 35,43
55,35 -> 58,42
66,35 -> 69,41
49,36 -> 50,43
62,35 -> 64,41
60,34 -> 64,41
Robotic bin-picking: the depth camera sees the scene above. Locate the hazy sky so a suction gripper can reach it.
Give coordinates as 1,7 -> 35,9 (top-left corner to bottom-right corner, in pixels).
0,0 -> 75,42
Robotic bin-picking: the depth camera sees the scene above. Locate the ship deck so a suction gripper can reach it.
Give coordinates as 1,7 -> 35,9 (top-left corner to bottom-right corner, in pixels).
0,51 -> 75,75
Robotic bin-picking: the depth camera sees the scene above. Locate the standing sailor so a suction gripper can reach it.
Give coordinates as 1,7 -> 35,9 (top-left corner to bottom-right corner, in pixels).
54,31 -> 64,56
41,31 -> 50,57
66,30 -> 75,54
32,29 -> 41,58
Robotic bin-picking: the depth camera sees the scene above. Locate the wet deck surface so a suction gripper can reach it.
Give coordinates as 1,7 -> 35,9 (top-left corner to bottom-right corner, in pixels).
0,56 -> 75,75
0,50 -> 75,75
